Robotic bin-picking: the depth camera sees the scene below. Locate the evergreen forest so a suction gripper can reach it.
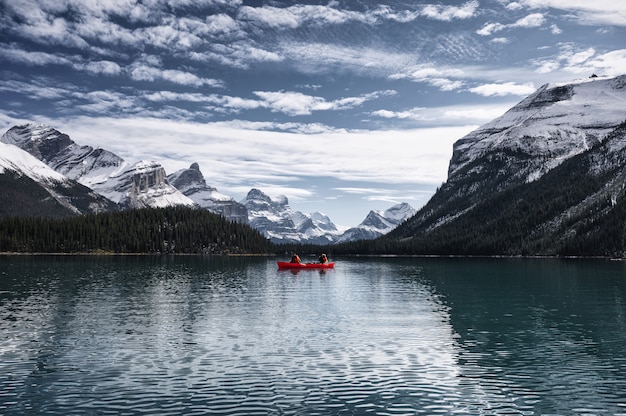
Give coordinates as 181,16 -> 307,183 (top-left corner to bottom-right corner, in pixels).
0,206 -> 273,255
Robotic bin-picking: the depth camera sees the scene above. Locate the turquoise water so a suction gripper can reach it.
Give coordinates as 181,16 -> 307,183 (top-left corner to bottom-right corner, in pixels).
1,256 -> 625,415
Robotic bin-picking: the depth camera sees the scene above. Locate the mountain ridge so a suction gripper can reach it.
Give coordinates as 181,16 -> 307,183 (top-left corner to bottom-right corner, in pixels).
380,74 -> 626,256
0,124 -> 413,243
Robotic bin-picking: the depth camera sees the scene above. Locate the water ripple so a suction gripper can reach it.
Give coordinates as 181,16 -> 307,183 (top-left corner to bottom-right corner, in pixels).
1,257 -> 626,415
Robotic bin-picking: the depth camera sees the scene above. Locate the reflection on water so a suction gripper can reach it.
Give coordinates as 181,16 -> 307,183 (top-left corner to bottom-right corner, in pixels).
1,256 -> 625,415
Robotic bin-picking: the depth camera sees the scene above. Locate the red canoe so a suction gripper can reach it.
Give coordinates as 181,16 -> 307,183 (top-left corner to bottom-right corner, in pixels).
277,261 -> 335,270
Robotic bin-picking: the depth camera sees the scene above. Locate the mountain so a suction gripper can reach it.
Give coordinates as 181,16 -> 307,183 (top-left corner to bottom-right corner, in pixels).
0,141 -> 117,218
0,123 -> 415,243
241,188 -> 415,244
241,188 -> 344,244
167,163 -> 248,223
1,124 -> 194,209
336,203 -> 416,243
385,74 -> 626,257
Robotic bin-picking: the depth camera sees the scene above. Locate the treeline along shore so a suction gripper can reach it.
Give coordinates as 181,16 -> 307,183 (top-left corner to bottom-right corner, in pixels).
1,205 -> 626,257
0,206 -> 273,255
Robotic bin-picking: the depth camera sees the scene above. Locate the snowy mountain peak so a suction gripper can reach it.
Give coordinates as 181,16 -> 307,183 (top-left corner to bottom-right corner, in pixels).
1,124 -> 193,210
335,202 -> 416,243
0,141 -> 67,183
450,74 -> 626,181
0,141 -> 117,217
168,163 -> 248,223
243,188 -> 273,207
384,202 -> 416,222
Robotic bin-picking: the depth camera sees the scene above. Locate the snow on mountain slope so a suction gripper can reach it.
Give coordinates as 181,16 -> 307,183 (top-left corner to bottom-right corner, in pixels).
0,141 -> 117,216
168,163 -> 248,223
450,75 -> 626,182
99,160 -> 195,208
241,188 -> 344,244
0,141 -> 67,184
336,202 -> 416,243
2,123 -> 129,185
1,124 -> 194,209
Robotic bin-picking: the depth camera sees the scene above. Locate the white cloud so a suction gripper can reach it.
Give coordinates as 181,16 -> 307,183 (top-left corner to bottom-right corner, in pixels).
390,66 -> 466,91
477,13 -> 545,36
238,4 -> 370,28
514,13 -> 546,28
128,63 -> 223,87
28,116 -> 474,195
75,60 -> 122,76
530,45 -> 626,77
0,79 -> 75,101
469,82 -> 537,96
571,49 -> 626,76
371,103 -> 514,125
420,1 -> 479,21
252,90 -> 394,116
476,22 -> 506,36
0,47 -> 72,66
515,0 -> 626,26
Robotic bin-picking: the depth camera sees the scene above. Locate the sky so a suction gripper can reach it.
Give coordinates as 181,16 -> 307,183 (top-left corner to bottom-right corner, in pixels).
1,0 -> 625,227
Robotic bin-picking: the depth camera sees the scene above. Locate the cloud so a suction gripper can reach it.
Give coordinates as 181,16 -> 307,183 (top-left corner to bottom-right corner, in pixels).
515,1 -> 626,26
238,4 -> 372,28
468,82 -> 537,96
390,66 -> 466,91
570,49 -> 626,76
75,60 -> 122,76
532,44 -> 626,76
128,63 -> 224,87
420,1 -> 479,21
477,13 -> 546,36
26,116 -> 474,195
253,90 -> 395,116
237,1 -> 479,31
371,103 -> 514,126
0,46 -> 73,66
0,79 -> 76,101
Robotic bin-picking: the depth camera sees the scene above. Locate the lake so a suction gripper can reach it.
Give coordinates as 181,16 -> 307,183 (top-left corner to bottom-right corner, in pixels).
1,255 -> 625,415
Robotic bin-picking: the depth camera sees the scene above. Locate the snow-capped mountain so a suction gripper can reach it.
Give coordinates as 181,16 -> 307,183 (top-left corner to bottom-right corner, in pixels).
241,189 -> 348,244
336,202 -> 416,243
1,124 -> 194,209
0,141 -> 117,217
241,188 -> 414,244
449,75 -> 626,184
389,74 -> 626,256
168,163 -> 248,223
1,123 -> 416,243
99,160 -> 195,209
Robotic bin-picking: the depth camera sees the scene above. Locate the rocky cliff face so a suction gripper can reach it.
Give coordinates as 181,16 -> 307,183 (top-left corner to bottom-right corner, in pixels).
168,163 -> 248,223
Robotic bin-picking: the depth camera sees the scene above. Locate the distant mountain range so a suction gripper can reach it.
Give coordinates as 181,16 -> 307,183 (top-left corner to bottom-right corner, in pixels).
382,74 -> 626,257
0,124 -> 414,243
6,74 -> 624,255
